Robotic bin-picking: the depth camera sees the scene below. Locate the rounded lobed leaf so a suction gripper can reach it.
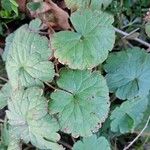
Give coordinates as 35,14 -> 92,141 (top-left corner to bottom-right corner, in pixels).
52,9 -> 115,69
73,135 -> 111,150
104,47 -> 150,100
110,96 -> 148,133
6,87 -> 63,150
49,69 -> 110,137
5,25 -> 55,88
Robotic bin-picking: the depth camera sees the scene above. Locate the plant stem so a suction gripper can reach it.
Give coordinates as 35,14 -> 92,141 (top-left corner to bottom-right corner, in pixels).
58,140 -> 72,150
45,82 -> 58,90
115,27 -> 150,50
123,115 -> 150,150
0,76 -> 8,82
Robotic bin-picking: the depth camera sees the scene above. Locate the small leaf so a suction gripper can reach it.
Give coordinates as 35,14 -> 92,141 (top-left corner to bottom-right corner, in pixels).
6,87 -> 63,150
110,96 -> 148,133
52,9 -> 115,69
5,24 -> 55,88
27,2 -> 42,11
0,83 -> 12,109
29,18 -> 42,31
49,69 -> 110,137
145,21 -> 150,38
104,47 -> 150,100
73,135 -> 111,150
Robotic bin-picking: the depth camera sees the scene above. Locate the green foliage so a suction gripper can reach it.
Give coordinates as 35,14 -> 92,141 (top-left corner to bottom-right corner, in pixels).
49,69 -> 110,137
0,0 -> 149,149
104,47 -> 150,100
27,2 -> 43,11
73,135 -> 111,150
110,96 -> 148,133
52,9 -> 115,69
145,22 -> 150,38
65,0 -> 112,11
0,0 -> 19,18
6,87 -> 63,150
4,23 -> 55,88
0,83 -> 12,109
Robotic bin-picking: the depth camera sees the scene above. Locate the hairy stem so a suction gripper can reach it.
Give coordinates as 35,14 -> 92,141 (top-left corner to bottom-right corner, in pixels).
115,27 -> 150,50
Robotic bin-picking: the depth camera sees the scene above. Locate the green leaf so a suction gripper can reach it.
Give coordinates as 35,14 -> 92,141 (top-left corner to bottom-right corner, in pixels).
7,133 -> 21,150
1,0 -> 18,15
65,0 -> 112,11
110,96 -> 148,133
6,87 -> 63,150
49,69 -> 110,137
1,121 -> 9,146
29,18 -> 42,31
135,100 -> 150,136
145,22 -> 150,38
5,25 -> 55,88
104,47 -> 150,100
73,135 -> 111,150
1,0 -> 12,11
2,33 -> 14,61
52,9 -> 115,69
27,2 -> 42,11
0,83 -> 12,109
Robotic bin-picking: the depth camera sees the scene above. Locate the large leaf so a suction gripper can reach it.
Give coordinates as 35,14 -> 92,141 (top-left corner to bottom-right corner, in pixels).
5,25 -> 55,88
0,83 -> 12,109
73,135 -> 111,150
65,0 -> 112,11
6,87 -> 63,150
52,9 -> 115,69
110,96 -> 148,134
104,47 -> 150,100
49,69 -> 110,137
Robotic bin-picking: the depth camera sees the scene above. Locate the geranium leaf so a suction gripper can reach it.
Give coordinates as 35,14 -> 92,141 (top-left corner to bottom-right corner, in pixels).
110,96 -> 148,133
6,87 -> 63,150
29,18 -> 42,31
5,25 -> 55,88
65,0 -> 112,11
104,47 -> 150,100
52,9 -> 115,69
73,135 -> 111,150
0,83 -> 12,109
49,69 -> 110,137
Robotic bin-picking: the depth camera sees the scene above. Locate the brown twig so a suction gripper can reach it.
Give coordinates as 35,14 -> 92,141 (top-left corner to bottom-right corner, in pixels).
115,27 -> 150,50
0,76 -> 8,82
123,115 -> 150,150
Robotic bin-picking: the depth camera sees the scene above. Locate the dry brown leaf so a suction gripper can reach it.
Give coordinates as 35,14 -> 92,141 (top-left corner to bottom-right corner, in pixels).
16,0 -> 27,12
46,0 -> 71,30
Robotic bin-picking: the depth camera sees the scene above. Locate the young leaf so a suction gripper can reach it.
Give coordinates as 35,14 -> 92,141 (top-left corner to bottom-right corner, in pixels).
52,9 -> 115,69
5,25 -> 55,88
73,135 -> 111,150
6,87 -> 63,150
110,96 -> 148,134
104,47 -> 150,100
49,69 -> 110,137
0,83 -> 12,109
29,18 -> 42,31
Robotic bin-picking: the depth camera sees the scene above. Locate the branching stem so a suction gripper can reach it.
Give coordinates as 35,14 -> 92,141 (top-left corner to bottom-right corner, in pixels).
123,115 -> 150,150
115,27 -> 150,50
